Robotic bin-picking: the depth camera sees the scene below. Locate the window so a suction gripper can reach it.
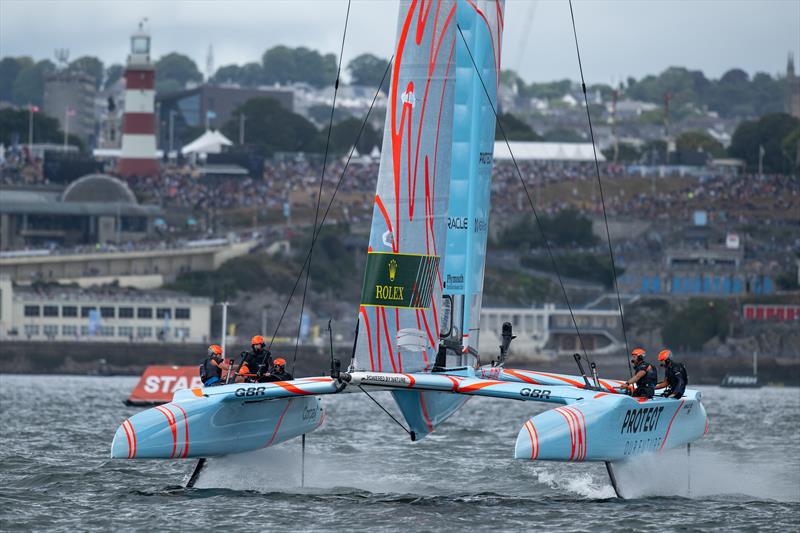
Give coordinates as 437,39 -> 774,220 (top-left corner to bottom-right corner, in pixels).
43,305 -> 59,317
119,307 -> 134,318
174,327 -> 190,339
24,324 -> 39,336
99,326 -> 115,337
43,324 -> 58,338
81,326 -> 91,336
118,326 -> 134,338
137,307 -> 153,319
137,327 -> 152,338
156,308 -> 171,319
81,306 -> 96,318
62,306 -> 78,317
101,307 -> 115,319
24,305 -> 40,317
62,325 -> 78,336
175,308 -> 190,320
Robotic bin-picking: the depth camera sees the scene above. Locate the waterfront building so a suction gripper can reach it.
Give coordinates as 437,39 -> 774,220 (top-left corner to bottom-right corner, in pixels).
0,276 -> 211,343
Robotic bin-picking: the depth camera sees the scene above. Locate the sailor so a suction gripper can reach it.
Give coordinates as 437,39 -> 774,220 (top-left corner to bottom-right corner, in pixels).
236,335 -> 272,383
199,344 -> 228,387
621,348 -> 657,399
261,357 -> 293,382
656,349 -> 688,399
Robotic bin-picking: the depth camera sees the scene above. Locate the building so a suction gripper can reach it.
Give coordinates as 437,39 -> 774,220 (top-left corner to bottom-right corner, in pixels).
0,174 -> 162,250
156,84 -> 294,150
479,302 -> 624,357
622,244 -> 776,297
119,22 -> 159,177
0,235 -> 258,287
43,70 -> 96,145
0,276 -> 211,343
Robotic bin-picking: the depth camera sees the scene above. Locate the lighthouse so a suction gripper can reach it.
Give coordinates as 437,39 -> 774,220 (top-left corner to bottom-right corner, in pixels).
118,21 -> 159,177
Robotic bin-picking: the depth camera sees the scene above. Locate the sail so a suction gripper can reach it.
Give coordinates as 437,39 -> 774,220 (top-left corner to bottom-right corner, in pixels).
442,0 -> 504,358
352,0 -> 459,373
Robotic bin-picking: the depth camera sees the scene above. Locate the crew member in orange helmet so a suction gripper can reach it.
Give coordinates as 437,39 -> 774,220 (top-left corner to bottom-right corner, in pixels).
262,357 -> 293,382
199,344 -> 229,387
656,349 -> 688,399
236,335 -> 272,383
620,348 -> 657,398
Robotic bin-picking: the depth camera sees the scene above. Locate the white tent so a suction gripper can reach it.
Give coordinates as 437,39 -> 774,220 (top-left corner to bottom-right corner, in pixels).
181,130 -> 234,155
493,141 -> 606,162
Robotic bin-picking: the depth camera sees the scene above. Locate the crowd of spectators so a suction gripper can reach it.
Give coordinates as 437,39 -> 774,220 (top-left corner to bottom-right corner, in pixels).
2,147 -> 797,226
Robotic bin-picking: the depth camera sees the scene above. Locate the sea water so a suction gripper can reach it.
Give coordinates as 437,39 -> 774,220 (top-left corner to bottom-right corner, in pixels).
0,375 -> 798,531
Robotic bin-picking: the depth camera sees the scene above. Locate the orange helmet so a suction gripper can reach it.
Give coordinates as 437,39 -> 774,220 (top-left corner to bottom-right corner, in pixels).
273,358 -> 286,367
251,335 -> 265,346
208,344 -> 222,357
658,349 -> 672,362
631,348 -> 646,358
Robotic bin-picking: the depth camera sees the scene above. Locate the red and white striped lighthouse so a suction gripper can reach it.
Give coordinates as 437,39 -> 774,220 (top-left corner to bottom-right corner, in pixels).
118,22 -> 159,177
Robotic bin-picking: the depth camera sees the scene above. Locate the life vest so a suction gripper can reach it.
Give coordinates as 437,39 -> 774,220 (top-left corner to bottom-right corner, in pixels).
635,361 -> 657,389
199,357 -> 222,385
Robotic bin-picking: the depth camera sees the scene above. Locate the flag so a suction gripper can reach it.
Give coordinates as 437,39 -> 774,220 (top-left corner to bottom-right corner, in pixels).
206,110 -> 217,119
66,108 -> 76,117
29,104 -> 39,113
759,145 -> 765,157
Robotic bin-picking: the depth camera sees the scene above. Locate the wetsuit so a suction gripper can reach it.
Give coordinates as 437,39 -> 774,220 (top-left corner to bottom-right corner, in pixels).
663,361 -> 687,398
263,369 -> 293,382
241,349 -> 272,381
632,361 -> 657,398
200,357 -> 222,386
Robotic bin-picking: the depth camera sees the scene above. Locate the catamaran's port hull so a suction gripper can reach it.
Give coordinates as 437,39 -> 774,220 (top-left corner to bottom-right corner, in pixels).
111,391 -> 323,459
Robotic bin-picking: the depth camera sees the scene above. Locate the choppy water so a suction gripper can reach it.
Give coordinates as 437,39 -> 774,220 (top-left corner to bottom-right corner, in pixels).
0,375 -> 798,532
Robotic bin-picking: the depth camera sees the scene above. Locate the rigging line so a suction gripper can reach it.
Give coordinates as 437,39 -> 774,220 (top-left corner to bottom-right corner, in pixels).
567,0 -> 632,376
292,0 -> 352,374
358,385 -> 414,437
266,58 -> 394,354
455,24 -> 591,364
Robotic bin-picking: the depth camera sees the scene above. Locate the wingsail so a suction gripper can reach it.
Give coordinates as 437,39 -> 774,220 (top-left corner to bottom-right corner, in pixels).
352,0 -> 459,375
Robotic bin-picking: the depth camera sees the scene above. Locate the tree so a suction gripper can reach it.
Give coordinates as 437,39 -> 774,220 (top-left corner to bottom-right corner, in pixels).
602,142 -> 641,163
728,113 -> 800,173
212,62 -> 264,87
104,63 -> 125,89
0,108 -> 83,150
69,56 -> 104,89
262,46 -> 337,88
326,117 -> 379,154
11,59 -> 54,106
662,300 -> 730,351
347,53 -> 389,88
675,130 -> 724,157
496,112 -> 542,141
221,97 -> 319,153
0,57 -> 25,102
155,53 -> 202,93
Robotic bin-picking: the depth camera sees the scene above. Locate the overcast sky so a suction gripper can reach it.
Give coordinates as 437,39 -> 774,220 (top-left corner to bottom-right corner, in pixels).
1,0 -> 797,84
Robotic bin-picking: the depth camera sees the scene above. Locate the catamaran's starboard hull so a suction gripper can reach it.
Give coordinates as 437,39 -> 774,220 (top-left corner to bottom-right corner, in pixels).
514,391 -> 707,463
111,388 -> 324,459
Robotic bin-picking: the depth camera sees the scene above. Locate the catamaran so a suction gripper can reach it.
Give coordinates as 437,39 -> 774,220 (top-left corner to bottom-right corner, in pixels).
110,0 -> 708,497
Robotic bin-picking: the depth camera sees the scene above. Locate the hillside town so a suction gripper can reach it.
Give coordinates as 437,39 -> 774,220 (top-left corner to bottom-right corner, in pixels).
1,23 -> 798,380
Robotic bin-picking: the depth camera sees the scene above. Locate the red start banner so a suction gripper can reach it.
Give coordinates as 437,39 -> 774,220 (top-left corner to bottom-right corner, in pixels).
126,365 -> 203,406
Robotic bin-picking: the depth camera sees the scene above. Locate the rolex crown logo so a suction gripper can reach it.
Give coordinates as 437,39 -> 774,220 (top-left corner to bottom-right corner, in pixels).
388,259 -> 398,282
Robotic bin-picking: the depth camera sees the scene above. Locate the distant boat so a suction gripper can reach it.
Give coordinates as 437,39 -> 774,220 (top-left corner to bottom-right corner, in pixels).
720,351 -> 761,388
